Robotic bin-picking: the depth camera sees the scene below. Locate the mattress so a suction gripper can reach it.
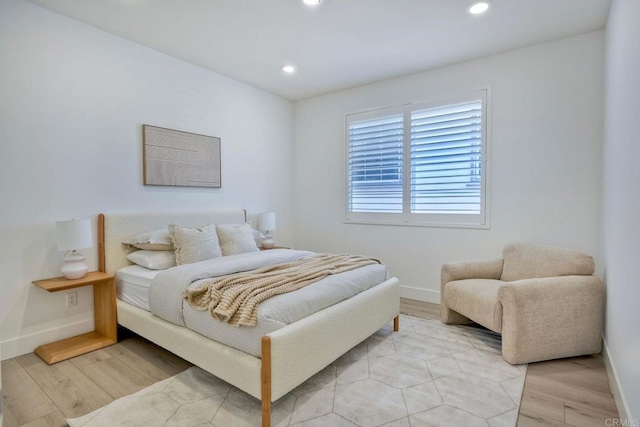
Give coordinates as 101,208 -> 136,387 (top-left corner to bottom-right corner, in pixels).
116,265 -> 159,311
117,250 -> 389,358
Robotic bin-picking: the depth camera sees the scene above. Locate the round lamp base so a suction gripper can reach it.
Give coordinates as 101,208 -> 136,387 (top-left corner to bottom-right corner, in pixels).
62,251 -> 89,280
262,237 -> 275,249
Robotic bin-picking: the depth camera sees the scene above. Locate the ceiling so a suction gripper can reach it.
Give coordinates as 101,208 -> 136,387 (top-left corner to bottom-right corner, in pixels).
26,0 -> 611,101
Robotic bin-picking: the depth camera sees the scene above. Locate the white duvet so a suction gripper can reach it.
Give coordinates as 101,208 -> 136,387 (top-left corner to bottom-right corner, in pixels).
148,249 -> 388,357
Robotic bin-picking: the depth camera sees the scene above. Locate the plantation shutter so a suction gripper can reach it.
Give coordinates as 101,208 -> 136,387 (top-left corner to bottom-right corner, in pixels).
410,100 -> 483,214
347,112 -> 404,213
345,89 -> 487,227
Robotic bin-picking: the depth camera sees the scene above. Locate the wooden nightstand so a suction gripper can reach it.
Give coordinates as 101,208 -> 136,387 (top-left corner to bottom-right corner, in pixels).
32,271 -> 117,364
260,246 -> 290,251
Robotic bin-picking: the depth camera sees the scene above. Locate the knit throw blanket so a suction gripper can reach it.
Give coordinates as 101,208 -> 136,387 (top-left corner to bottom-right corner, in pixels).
184,253 -> 380,327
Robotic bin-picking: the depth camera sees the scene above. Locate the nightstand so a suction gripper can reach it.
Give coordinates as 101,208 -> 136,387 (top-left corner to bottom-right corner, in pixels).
260,246 -> 290,250
32,271 -> 117,364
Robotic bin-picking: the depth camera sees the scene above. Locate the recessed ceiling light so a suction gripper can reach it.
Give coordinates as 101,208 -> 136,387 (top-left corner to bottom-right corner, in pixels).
302,0 -> 322,5
282,65 -> 297,74
467,1 -> 490,15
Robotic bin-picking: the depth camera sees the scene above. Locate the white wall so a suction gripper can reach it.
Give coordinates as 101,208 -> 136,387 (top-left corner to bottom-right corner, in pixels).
293,31 -> 604,302
0,0 -> 294,359
603,0 -> 640,421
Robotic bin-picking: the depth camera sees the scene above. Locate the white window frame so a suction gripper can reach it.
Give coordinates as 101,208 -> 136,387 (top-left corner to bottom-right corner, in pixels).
344,89 -> 491,229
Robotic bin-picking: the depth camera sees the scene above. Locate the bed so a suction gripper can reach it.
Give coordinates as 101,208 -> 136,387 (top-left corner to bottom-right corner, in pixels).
98,209 -> 400,427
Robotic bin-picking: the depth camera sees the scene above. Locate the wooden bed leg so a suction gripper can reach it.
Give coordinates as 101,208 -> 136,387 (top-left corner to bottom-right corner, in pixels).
261,336 -> 272,427
393,315 -> 400,332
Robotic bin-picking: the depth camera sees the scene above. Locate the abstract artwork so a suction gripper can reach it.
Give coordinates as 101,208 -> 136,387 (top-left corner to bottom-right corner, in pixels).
143,125 -> 221,188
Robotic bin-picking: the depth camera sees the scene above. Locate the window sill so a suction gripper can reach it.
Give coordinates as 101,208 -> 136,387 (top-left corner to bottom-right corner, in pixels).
343,218 -> 490,230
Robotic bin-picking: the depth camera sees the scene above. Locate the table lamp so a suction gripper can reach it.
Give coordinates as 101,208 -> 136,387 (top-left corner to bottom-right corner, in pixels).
258,212 -> 277,249
56,218 -> 93,279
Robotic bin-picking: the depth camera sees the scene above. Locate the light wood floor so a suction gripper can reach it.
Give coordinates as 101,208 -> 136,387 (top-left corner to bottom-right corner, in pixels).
2,298 -> 620,426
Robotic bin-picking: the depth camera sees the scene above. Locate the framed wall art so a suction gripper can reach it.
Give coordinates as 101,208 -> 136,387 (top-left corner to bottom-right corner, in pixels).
143,125 -> 221,188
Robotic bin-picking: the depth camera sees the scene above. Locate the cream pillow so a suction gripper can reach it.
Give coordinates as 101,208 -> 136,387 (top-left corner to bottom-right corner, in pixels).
216,223 -> 259,256
169,223 -> 222,265
122,229 -> 173,251
126,250 -> 176,270
218,223 -> 265,247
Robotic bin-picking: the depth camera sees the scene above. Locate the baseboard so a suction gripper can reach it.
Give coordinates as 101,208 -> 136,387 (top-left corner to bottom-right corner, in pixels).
399,285 -> 440,304
0,319 -> 93,361
602,338 -> 634,422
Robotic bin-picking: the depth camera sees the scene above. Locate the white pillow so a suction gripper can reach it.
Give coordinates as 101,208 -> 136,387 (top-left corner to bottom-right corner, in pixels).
126,250 -> 176,270
122,229 -> 173,251
169,223 -> 222,265
216,223 -> 260,256
250,226 -> 265,246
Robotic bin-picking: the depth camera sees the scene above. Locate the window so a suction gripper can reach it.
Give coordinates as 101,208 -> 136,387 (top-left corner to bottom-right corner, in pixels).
346,90 -> 488,227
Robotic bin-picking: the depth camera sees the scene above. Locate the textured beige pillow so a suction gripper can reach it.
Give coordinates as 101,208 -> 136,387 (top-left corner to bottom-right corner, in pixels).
216,223 -> 259,256
169,223 -> 222,265
218,223 -> 265,247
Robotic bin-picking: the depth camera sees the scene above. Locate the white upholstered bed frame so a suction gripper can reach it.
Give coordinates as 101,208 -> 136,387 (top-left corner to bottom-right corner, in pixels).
98,210 -> 400,427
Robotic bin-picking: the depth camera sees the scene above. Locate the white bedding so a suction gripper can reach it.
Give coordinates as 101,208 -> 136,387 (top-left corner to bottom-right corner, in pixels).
117,250 -> 389,358
116,265 -> 159,311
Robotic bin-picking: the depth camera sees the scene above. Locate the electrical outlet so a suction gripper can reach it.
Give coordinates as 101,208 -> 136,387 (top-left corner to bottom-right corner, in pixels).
67,291 -> 77,307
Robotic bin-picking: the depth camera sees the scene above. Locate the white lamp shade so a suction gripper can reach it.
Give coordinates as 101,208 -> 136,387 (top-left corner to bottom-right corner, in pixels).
258,212 -> 276,231
56,219 -> 93,251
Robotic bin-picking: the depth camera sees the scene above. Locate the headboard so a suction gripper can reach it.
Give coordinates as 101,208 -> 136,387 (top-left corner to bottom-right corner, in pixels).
98,209 -> 246,275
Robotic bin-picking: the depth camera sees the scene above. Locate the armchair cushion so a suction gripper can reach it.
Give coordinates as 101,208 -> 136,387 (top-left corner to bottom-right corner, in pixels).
501,243 -> 595,282
440,259 -> 503,324
444,279 -> 504,333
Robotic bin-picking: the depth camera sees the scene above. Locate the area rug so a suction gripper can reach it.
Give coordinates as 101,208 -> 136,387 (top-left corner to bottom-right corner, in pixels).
66,315 -> 526,427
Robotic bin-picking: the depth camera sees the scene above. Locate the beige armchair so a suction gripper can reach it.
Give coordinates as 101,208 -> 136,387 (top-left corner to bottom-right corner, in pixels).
441,243 -> 604,364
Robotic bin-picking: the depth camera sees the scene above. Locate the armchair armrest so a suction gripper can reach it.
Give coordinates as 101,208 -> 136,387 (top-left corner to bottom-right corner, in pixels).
498,275 -> 604,364
440,259 -> 503,324
441,259 -> 504,285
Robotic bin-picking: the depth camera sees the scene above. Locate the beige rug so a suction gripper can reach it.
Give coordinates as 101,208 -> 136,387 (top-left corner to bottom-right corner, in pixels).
66,315 -> 526,427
